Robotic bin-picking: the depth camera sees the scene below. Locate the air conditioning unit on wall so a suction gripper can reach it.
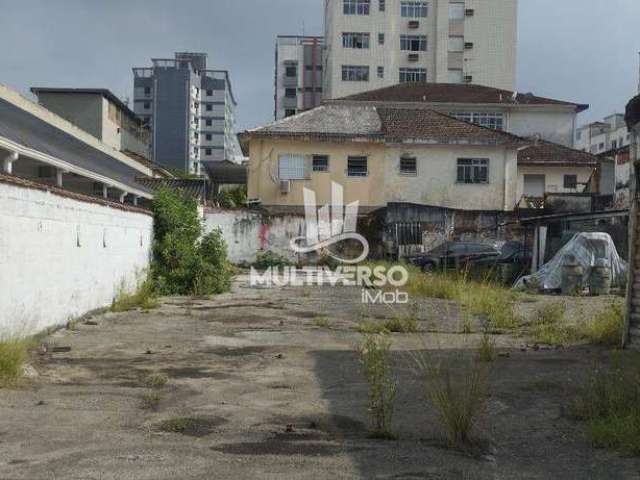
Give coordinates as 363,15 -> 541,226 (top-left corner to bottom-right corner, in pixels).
280,180 -> 291,194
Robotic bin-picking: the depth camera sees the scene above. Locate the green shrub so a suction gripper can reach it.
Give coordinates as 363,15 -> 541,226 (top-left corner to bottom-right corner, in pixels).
359,333 -> 397,439
253,251 -> 292,270
141,390 -> 162,411
152,188 -> 232,296
215,186 -> 247,208
0,338 -> 33,386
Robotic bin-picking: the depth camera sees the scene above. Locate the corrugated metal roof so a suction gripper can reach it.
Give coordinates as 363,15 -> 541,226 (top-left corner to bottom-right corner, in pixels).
0,97 -> 152,195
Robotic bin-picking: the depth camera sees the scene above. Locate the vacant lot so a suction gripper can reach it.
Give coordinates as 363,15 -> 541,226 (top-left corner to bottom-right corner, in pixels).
1,275 -> 639,479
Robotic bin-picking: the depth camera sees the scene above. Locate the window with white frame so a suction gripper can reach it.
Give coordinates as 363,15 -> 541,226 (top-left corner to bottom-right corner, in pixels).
448,111 -> 504,130
342,32 -> 370,49
457,158 -> 489,184
399,156 -> 417,175
400,34 -> 427,51
377,66 -> 384,78
278,154 -> 308,180
399,68 -> 427,83
379,0 -> 385,11
401,1 -> 428,17
342,65 -> 370,81
344,0 -> 370,15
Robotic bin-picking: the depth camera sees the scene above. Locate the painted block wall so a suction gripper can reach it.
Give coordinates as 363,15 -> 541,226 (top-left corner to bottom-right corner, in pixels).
0,181 -> 153,337
204,209 -> 306,265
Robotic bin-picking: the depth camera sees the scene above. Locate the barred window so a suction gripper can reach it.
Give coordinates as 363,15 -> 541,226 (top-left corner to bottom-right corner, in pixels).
399,68 -> 427,83
344,0 -> 370,15
400,34 -> 427,51
448,111 -> 504,131
457,158 -> 489,184
401,1 -> 428,17
342,32 -> 370,49
342,65 -> 370,81
312,155 -> 329,172
279,154 -> 308,180
347,156 -> 368,177
399,156 -> 417,175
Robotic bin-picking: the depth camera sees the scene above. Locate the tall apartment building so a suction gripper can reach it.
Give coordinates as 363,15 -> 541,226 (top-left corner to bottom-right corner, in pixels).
132,52 -> 242,176
323,0 -> 518,99
575,114 -> 631,154
274,36 -> 325,119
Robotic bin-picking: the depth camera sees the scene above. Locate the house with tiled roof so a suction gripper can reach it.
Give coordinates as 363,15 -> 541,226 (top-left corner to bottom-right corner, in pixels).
329,82 -> 588,148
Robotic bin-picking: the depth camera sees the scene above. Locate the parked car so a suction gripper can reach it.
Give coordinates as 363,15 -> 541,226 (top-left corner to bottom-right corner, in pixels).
406,241 -> 527,273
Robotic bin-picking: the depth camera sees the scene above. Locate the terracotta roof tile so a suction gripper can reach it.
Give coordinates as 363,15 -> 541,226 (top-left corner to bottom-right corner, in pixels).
334,83 -> 588,112
518,140 -> 599,167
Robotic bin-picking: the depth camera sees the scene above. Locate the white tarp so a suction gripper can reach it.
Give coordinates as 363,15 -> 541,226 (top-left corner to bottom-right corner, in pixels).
514,232 -> 627,291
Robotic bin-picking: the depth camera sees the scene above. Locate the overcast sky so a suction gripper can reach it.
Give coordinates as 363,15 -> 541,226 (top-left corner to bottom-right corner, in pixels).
1,0 -> 639,131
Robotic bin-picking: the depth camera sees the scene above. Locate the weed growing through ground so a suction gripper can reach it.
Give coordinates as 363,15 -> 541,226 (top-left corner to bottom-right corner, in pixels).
146,373 -> 169,389
159,417 -> 198,434
567,356 -> 640,454
406,271 -> 519,331
0,337 -> 33,387
577,300 -> 624,346
477,334 -> 496,363
359,333 -> 397,439
358,317 -> 418,334
141,390 -> 162,411
111,280 -> 159,313
529,302 -> 573,346
313,316 -> 331,328
414,350 -> 488,448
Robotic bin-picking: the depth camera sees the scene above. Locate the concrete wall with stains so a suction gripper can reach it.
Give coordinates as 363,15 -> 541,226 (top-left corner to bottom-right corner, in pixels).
0,181 -> 153,337
204,208 -> 306,265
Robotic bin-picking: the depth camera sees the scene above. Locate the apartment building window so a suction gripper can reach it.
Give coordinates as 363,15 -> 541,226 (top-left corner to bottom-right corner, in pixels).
206,119 -> 213,126
206,104 -> 213,111
285,109 -> 297,117
448,112 -> 504,130
285,64 -> 298,77
401,1 -> 428,17
343,32 -> 370,49
347,156 -> 368,177
285,88 -> 297,98
377,66 -> 385,78
378,33 -> 385,45
379,0 -> 385,11
206,89 -> 213,96
144,87 -> 151,95
611,139 -> 618,150
400,35 -> 427,51
342,65 -> 370,81
449,36 -> 464,52
344,0 -> 370,15
206,134 -> 212,141
399,156 -> 417,175
399,68 -> 427,83
205,148 -> 212,156
564,175 -> 578,189
143,102 -> 150,110
457,158 -> 489,184
279,154 -> 308,180
312,155 -> 329,172
449,3 -> 465,19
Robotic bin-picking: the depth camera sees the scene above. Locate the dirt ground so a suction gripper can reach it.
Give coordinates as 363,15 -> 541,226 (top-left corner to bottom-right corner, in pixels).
1,275 -> 640,480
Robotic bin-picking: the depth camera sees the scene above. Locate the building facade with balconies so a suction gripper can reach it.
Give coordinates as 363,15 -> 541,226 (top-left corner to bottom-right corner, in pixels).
274,36 -> 325,119
133,52 -> 242,175
323,0 -> 517,99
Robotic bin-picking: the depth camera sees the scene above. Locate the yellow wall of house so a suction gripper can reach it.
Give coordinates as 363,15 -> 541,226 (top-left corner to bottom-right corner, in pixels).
248,138 -> 387,208
248,137 -> 520,211
517,165 -> 595,199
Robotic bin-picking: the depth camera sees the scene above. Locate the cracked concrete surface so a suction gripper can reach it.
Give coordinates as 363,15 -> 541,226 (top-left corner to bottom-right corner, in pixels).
0,275 -> 639,479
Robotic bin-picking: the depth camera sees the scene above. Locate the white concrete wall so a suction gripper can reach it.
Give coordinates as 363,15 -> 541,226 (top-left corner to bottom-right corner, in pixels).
508,109 -> 577,147
204,209 -> 306,264
0,181 -> 153,337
